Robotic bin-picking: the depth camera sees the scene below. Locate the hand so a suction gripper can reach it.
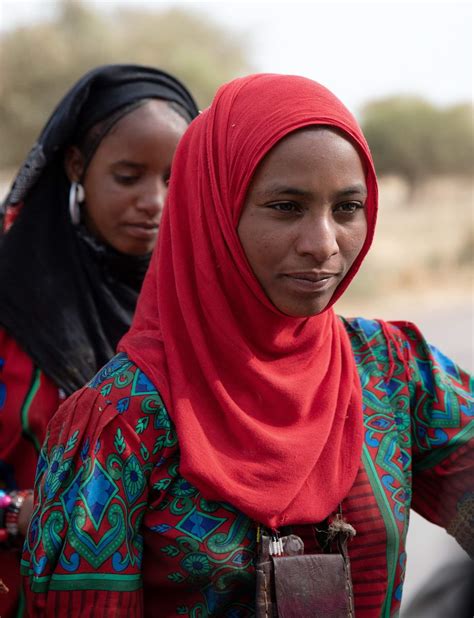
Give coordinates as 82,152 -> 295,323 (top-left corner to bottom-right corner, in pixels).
0,578 -> 9,593
18,491 -> 34,536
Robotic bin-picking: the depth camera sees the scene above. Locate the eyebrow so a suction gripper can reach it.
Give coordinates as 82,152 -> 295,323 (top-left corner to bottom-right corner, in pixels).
258,183 -> 368,199
336,184 -> 368,197
112,160 -> 146,169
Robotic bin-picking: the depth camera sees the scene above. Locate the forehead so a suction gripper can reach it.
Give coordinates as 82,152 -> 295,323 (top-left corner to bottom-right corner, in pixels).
265,127 -> 359,165
107,100 -> 188,140
249,127 -> 365,188
88,100 -> 189,166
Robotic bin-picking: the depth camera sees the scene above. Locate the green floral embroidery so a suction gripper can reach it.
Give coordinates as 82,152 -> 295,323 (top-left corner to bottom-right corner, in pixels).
181,552 -> 211,576
123,454 -> 146,503
114,428 -> 126,455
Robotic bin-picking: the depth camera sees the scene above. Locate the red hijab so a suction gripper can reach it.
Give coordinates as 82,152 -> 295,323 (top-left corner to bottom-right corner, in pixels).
119,74 -> 378,529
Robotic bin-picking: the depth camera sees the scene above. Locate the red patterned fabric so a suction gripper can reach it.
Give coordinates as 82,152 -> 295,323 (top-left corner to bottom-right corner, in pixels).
119,74 -> 378,529
21,319 -> 473,617
0,328 -> 62,617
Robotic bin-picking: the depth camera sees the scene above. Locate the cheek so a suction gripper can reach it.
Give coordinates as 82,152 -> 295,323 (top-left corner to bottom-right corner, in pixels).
343,220 -> 368,262
88,187 -> 129,223
357,217 -> 369,249
108,189 -> 132,218
241,229 -> 279,275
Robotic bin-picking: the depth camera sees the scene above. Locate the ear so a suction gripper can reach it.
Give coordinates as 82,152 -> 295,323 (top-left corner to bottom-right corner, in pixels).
64,146 -> 85,183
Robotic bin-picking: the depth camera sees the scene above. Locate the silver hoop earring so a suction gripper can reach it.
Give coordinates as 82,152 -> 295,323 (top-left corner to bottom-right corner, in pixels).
69,181 -> 84,225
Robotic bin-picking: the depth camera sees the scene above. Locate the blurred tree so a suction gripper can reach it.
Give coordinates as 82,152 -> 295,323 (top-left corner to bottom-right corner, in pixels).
361,97 -> 474,191
0,0 -> 252,168
435,104 -> 474,176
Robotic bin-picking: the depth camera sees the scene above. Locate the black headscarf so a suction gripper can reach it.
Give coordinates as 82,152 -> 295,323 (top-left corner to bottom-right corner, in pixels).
0,64 -> 199,395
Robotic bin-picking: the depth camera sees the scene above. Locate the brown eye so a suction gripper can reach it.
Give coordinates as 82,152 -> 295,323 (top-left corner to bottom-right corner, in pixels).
335,202 -> 364,213
114,174 -> 139,186
268,202 -> 299,213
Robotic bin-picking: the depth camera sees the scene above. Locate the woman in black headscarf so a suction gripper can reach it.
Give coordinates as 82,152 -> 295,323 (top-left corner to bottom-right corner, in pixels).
0,64 -> 198,617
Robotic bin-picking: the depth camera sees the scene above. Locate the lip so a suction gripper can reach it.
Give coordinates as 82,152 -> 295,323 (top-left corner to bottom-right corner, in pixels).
281,271 -> 340,292
122,222 -> 159,240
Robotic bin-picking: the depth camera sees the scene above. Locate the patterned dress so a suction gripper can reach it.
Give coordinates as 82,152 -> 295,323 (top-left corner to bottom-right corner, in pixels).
21,319 -> 473,617
0,328 -> 63,618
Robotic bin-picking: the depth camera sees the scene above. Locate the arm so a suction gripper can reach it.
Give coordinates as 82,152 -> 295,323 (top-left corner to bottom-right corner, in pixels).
0,328 -> 62,614
391,321 -> 473,556
21,363 -> 165,617
0,328 -> 62,489
0,327 -> 61,538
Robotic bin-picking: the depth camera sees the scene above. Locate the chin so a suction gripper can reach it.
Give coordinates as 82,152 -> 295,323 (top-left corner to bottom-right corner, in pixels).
278,302 -> 331,318
129,246 -> 154,257
114,242 -> 154,257
270,285 -> 336,318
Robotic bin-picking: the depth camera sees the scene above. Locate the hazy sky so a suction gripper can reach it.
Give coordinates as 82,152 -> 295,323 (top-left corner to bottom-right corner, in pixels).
0,0 -> 472,113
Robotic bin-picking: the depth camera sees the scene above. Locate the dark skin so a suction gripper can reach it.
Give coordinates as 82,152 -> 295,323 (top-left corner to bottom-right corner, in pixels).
8,101 -> 188,564
65,99 -> 188,256
238,128 -> 368,317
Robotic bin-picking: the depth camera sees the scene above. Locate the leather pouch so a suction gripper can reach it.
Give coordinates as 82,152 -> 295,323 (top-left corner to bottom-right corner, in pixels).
274,553 -> 352,617
255,534 -> 303,617
255,526 -> 354,618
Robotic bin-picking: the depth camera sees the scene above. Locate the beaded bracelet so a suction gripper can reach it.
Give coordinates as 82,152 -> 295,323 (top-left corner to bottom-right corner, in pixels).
6,490 -> 33,538
0,489 -> 12,544
0,489 -> 33,545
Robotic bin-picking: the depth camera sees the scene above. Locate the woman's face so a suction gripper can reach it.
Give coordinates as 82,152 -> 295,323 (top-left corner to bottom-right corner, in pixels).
69,99 -> 188,255
238,128 -> 368,317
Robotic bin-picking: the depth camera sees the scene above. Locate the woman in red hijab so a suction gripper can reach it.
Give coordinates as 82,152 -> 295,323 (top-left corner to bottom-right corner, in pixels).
21,75 -> 472,617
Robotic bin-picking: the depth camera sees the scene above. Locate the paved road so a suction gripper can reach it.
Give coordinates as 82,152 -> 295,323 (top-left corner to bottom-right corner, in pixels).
402,302 -> 473,372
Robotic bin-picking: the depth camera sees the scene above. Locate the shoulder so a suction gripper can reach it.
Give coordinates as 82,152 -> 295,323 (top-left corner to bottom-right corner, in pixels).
0,326 -> 32,362
340,316 -> 421,345
339,316 -> 439,384
0,326 -> 61,415
341,316 -> 466,365
0,327 -> 35,396
340,316 -> 433,358
86,352 -> 166,414
88,352 -> 154,393
340,316 -> 410,365
0,327 -> 61,396
340,316 -> 472,394
46,353 -> 173,450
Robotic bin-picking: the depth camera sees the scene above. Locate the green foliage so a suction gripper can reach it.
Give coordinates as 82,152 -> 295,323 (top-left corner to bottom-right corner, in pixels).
361,97 -> 474,188
0,1 -> 252,168
2,1 -> 471,186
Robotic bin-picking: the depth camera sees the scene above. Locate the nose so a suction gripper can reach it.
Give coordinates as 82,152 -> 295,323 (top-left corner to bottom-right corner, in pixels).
135,178 -> 167,217
294,213 -> 339,263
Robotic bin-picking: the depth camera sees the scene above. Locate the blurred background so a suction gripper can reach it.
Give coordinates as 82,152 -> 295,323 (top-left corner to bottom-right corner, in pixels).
0,0 -> 472,613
